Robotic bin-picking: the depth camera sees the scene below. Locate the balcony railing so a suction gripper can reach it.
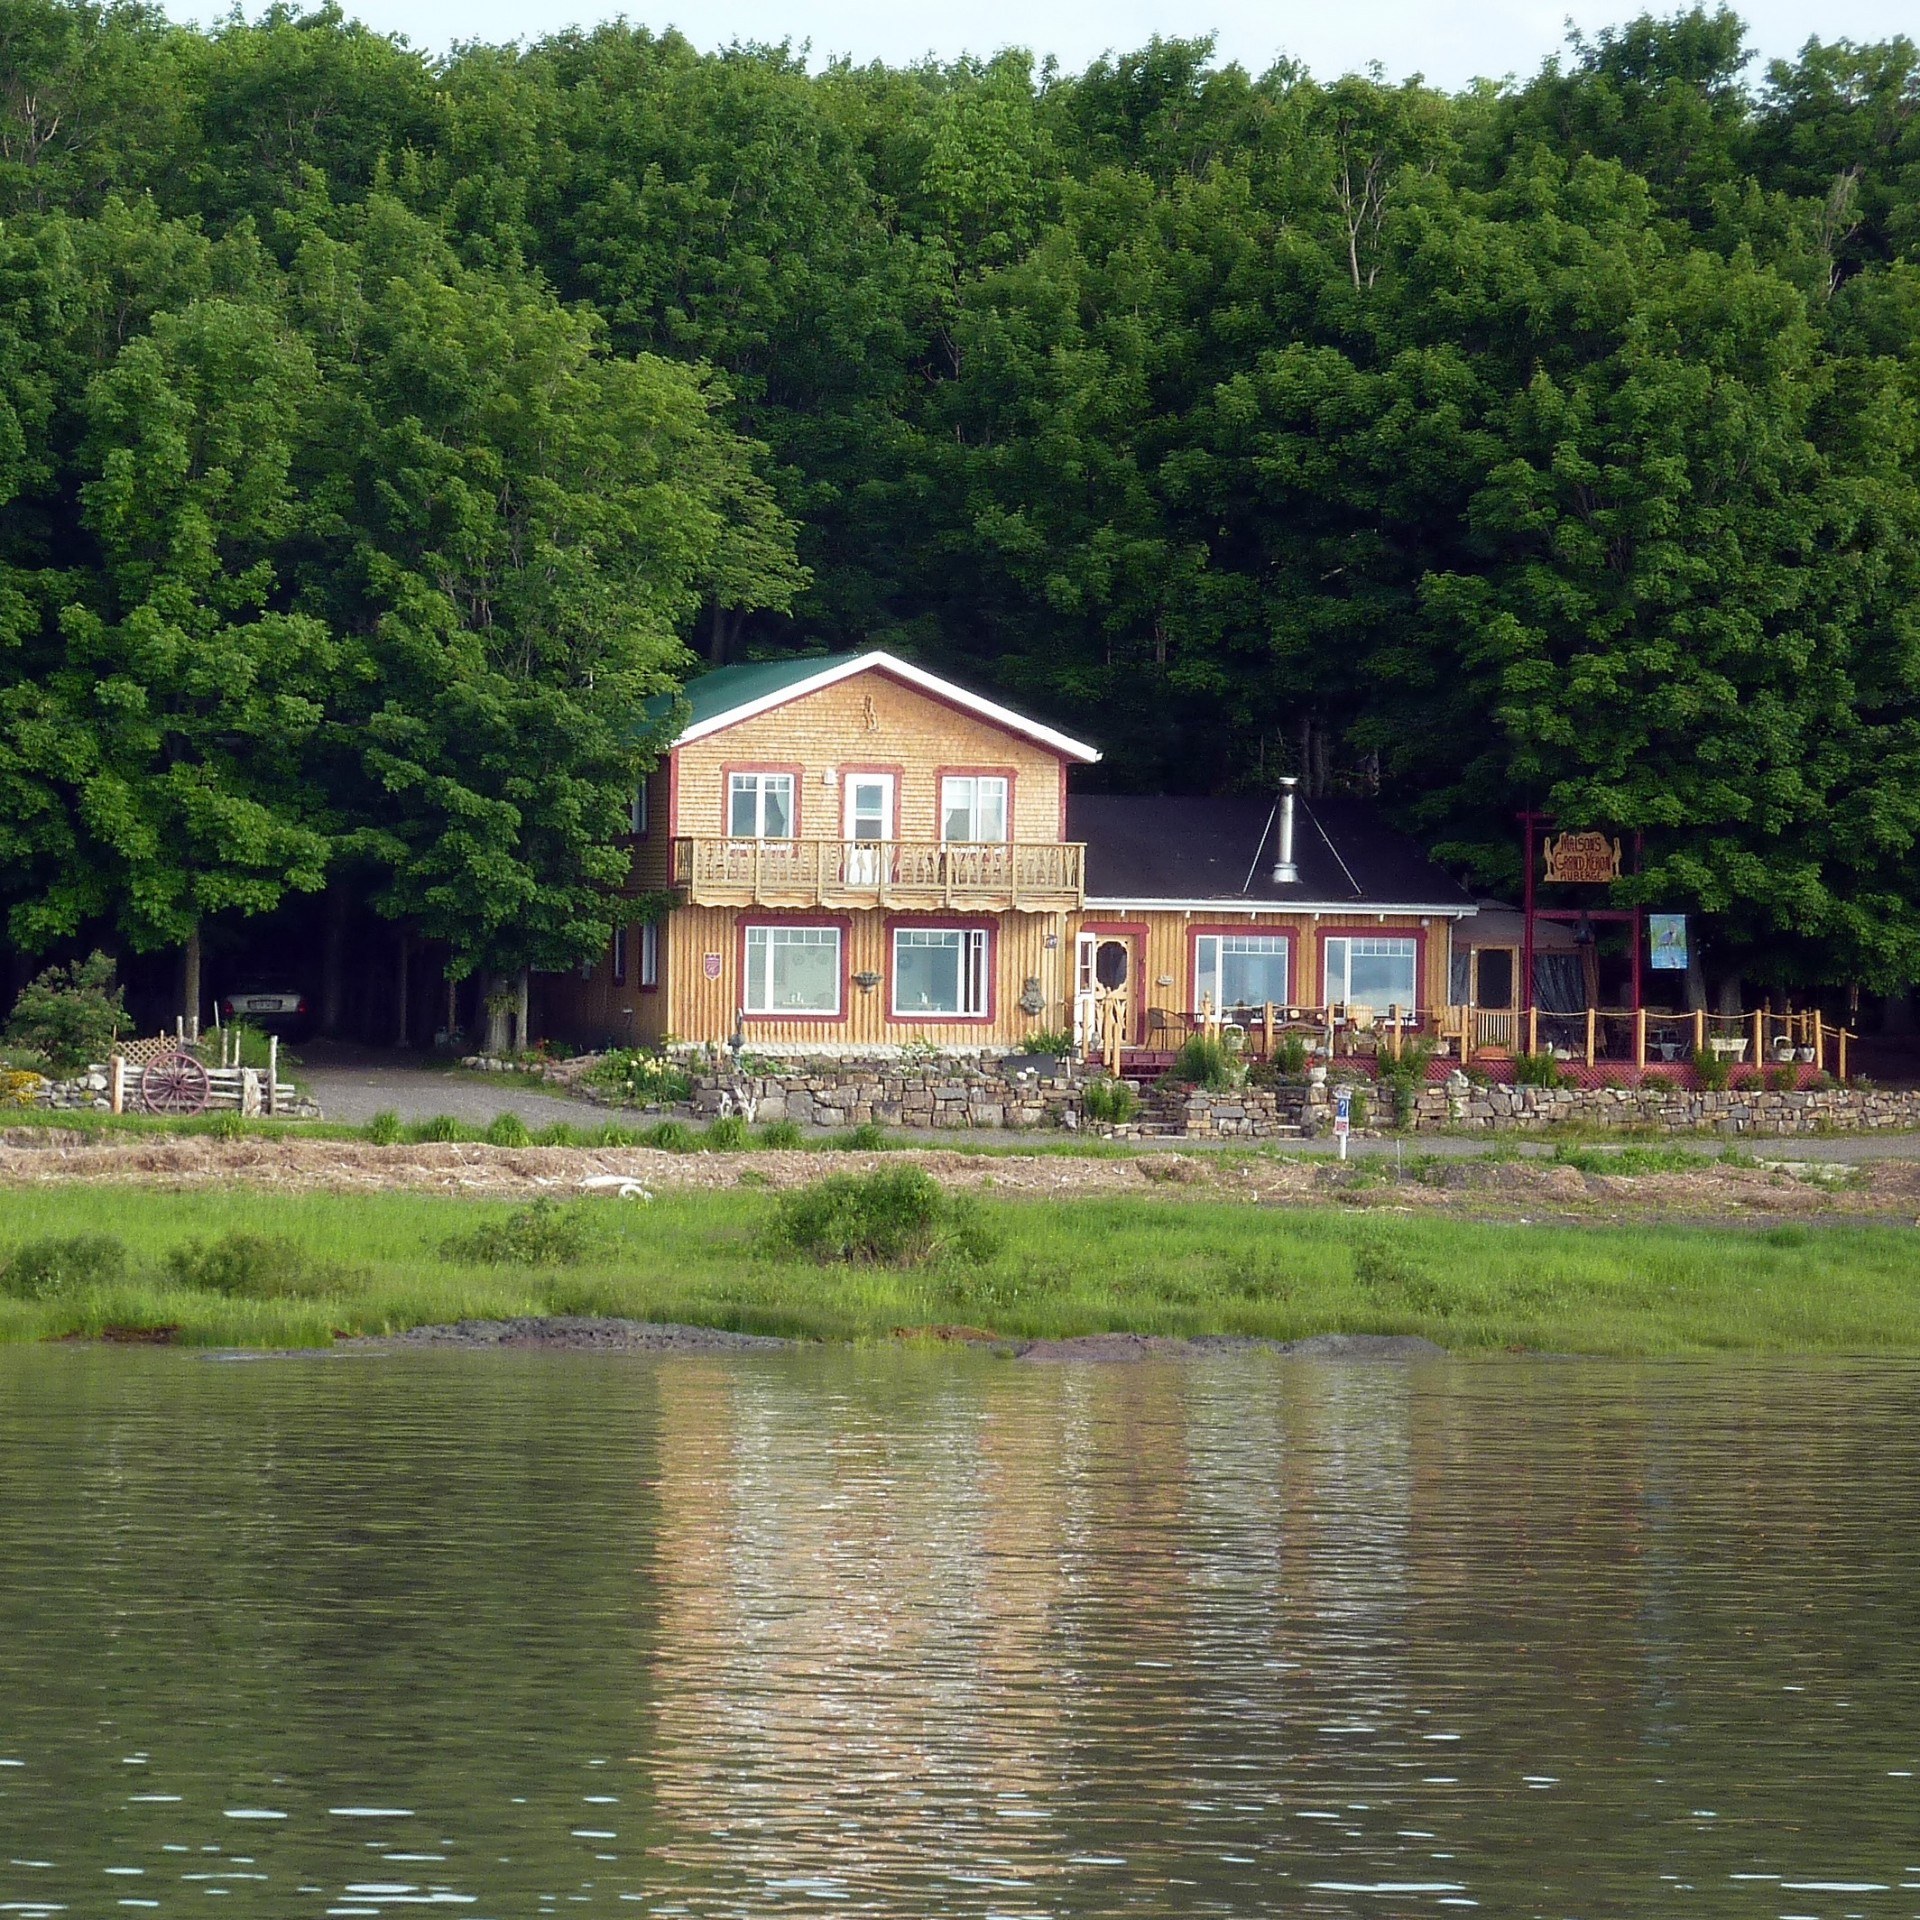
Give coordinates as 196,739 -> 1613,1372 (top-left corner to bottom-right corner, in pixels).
671,837 -> 1085,911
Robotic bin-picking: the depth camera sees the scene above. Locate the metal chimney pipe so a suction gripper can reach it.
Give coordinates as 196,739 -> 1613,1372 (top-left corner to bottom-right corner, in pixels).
1272,777 -> 1300,884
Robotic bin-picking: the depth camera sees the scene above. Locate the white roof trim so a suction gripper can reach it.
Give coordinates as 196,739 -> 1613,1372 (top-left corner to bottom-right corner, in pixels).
673,650 -> 1102,762
1084,898 -> 1478,917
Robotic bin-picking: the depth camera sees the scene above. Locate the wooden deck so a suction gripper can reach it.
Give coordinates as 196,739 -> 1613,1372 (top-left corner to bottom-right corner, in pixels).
671,836 -> 1085,912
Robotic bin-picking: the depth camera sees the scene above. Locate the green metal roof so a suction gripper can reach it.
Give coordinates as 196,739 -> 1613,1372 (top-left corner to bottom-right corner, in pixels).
641,652 -> 863,740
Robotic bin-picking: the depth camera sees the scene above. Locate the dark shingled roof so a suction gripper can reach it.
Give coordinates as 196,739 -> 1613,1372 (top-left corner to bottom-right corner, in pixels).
1069,794 -> 1475,911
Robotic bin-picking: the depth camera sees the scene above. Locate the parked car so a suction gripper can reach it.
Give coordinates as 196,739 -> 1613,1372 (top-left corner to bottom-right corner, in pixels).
217,983 -> 313,1041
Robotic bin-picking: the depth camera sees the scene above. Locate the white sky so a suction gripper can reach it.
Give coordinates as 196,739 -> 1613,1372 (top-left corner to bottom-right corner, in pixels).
168,0 -> 1919,87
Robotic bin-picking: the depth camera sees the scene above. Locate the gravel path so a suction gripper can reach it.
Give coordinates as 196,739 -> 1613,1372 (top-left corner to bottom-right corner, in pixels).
300,1064 -> 598,1129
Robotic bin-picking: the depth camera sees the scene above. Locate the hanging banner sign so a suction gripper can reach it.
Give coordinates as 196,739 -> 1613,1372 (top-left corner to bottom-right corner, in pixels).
1543,831 -> 1623,884
1647,914 -> 1689,972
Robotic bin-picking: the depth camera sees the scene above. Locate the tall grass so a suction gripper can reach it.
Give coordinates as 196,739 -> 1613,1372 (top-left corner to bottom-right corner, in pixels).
1,1182 -> 1917,1355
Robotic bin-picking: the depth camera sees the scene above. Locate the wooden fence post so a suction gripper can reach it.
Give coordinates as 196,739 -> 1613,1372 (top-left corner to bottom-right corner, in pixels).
1634,1006 -> 1647,1072
1390,1006 -> 1403,1059
267,1035 -> 278,1117
1527,1006 -> 1539,1055
1585,1007 -> 1596,1067
1838,1028 -> 1850,1082
109,1054 -> 125,1116
1693,1008 -> 1706,1060
1750,1007 -> 1764,1065
1263,1003 -> 1274,1059
1813,1009 -> 1825,1075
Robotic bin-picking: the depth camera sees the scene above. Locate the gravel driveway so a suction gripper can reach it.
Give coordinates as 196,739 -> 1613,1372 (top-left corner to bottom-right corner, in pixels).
299,1059 -> 598,1129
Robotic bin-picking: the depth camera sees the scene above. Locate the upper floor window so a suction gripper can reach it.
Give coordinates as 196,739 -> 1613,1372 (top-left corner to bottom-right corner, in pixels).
729,771 -> 793,839
630,783 -> 649,836
941,775 -> 1008,843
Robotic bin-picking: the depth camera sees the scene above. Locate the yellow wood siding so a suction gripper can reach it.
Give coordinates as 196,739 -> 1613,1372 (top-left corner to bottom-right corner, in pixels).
671,670 -> 1066,844
665,905 -> 1072,1050
1106,910 -> 1452,1029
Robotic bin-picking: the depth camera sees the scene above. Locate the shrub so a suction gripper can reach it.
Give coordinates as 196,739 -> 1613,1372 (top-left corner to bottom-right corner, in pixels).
835,1120 -> 892,1151
773,1167 -> 998,1266
1763,1064 -> 1795,1093
1172,1034 -> 1242,1092
0,1067 -> 48,1108
2,951 -> 128,1075
441,1198 -> 596,1267
1081,1077 -> 1139,1125
364,1110 -> 403,1146
412,1114 -> 467,1143
1019,1030 -> 1076,1056
484,1111 -> 533,1148
535,1121 -> 583,1146
759,1119 -> 804,1149
1513,1051 -> 1566,1089
1375,1037 -> 1438,1129
165,1232 -> 344,1298
587,1049 -> 692,1106
1275,1034 -> 1309,1075
205,1111 -> 249,1141
704,1114 -> 750,1150
591,1122 -> 645,1148
644,1119 -> 698,1152
2,1234 -> 129,1300
1694,1048 -> 1731,1093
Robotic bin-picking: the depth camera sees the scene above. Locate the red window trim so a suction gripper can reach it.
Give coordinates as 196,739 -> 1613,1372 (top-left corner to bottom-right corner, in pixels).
1186,922 -> 1300,1013
736,912 -> 852,1022
884,914 -> 998,1024
935,765 -> 1018,843
1316,923 -> 1429,1013
720,762 -> 806,838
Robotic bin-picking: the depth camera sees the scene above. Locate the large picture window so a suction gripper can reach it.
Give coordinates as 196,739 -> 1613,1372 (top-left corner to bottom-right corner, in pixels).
1194,933 -> 1289,1016
940,775 -> 1008,843
729,772 -> 794,839
892,927 -> 991,1018
1324,935 -> 1419,1013
744,925 -> 841,1015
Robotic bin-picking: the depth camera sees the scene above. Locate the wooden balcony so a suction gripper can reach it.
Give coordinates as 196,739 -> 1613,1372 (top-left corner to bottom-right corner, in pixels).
671,837 -> 1085,912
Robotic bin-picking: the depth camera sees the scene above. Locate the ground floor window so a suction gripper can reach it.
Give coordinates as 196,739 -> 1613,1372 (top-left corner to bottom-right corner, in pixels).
639,920 -> 659,989
611,924 -> 628,984
744,924 -> 841,1015
1194,933 -> 1289,1015
1324,935 -> 1418,1012
892,926 -> 990,1018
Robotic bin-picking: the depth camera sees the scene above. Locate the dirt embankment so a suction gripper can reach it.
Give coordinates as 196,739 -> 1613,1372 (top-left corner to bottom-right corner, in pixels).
2,1128 -> 1917,1223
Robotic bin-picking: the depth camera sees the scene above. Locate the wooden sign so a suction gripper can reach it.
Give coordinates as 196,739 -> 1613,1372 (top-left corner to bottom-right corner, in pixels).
1542,831 -> 1622,885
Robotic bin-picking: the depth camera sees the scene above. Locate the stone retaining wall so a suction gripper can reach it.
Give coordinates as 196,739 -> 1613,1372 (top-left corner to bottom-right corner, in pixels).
690,1061 -> 1081,1130
1405,1073 -> 1920,1135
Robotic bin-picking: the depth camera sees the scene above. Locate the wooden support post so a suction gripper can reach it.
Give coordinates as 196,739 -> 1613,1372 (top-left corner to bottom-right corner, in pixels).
1634,1006 -> 1647,1072
1838,1028 -> 1850,1082
1750,1007 -> 1764,1066
266,1036 -> 278,1117
109,1054 -> 125,1116
1390,1007 -> 1403,1059
1813,1009 -> 1825,1075
1263,1003 -> 1275,1059
1693,1008 -> 1706,1060
1527,1006 -> 1539,1055
1585,1007 -> 1596,1067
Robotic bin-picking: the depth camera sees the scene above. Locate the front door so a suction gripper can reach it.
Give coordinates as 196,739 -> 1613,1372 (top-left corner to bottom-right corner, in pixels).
843,773 -> 894,885
1074,932 -> 1136,1051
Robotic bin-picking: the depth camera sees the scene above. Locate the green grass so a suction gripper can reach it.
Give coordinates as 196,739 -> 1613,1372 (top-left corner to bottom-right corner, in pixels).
2,1182 -> 1918,1356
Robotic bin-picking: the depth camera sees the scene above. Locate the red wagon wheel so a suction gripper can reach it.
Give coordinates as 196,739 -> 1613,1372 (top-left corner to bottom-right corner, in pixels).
141,1050 -> 211,1116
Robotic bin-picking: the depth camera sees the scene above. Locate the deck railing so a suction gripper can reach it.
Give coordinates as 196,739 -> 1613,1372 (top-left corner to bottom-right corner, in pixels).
671,836 -> 1085,911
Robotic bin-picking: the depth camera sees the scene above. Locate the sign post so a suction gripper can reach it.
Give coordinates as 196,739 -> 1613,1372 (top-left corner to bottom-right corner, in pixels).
1333,1086 -> 1352,1161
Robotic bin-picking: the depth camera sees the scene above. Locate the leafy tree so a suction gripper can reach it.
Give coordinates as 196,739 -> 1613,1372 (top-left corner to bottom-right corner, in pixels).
2,949 -> 127,1070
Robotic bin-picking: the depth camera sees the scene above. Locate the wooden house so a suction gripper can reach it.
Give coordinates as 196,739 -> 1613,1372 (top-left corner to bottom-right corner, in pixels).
532,651 -> 1477,1056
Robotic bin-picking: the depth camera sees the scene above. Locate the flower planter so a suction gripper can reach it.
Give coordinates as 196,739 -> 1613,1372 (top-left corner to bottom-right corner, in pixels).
1707,1038 -> 1749,1061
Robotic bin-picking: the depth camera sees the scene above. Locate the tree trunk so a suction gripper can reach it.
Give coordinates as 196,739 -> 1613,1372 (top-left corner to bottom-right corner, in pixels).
483,972 -> 513,1055
1684,943 -> 1708,1013
515,967 -> 530,1053
321,883 -> 350,1036
182,925 -> 202,1038
1715,972 -> 1743,1017
395,931 -> 412,1048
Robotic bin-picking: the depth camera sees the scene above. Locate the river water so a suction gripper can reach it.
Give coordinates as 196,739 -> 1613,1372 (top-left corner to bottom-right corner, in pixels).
0,1346 -> 1915,1918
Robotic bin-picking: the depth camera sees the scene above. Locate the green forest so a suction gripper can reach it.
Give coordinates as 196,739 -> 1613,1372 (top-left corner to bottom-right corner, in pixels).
3,0 -> 1920,1004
